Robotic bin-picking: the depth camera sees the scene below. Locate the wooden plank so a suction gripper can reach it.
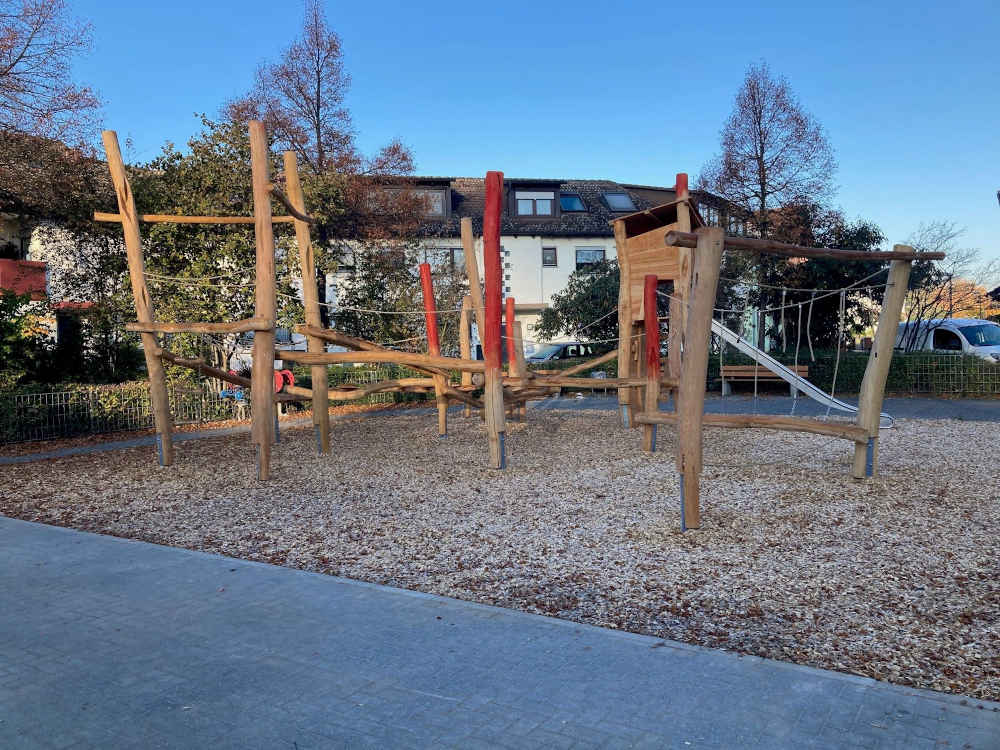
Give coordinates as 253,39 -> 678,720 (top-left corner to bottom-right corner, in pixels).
482,171 -> 507,468
278,349 -> 486,371
94,211 -> 296,224
664,230 -> 946,262
419,262 -> 449,436
614,218 -> 632,426
636,411 -> 869,442
284,150 -> 330,454
249,120 -> 277,480
126,317 -> 272,334
852,257 -> 912,478
642,274 -> 661,452
676,227 -> 724,531
460,294 -> 474,417
101,130 -> 175,466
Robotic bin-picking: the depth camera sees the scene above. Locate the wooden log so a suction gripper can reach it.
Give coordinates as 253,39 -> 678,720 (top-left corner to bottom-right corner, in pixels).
852,257 -> 912,479
277,349 -> 486,371
126,317 -> 272,334
512,320 -> 529,420
668,174 -> 692,392
461,218 -> 488,354
419,262 -> 449,436
94,211 -> 296,224
158,349 -> 251,388
284,150 -> 330,454
664,230 -> 946,262
614,218 -> 632,427
508,375 -> 678,388
460,294 -> 474,417
292,325 -> 451,380
267,185 -> 315,223
636,411 -> 869,442
249,121 -> 277,479
642,275 -> 661,452
505,297 -> 517,377
482,171 -> 507,468
101,130 -> 175,466
558,349 -> 618,378
676,227 -> 724,531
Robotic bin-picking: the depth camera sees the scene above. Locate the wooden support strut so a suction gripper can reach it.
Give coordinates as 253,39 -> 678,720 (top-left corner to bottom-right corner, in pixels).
675,227 -> 725,531
482,171 -> 507,468
101,130 -> 174,466
664,230 -> 946,262
668,174 -> 692,395
852,256 -> 913,479
419,262 -> 449,437
94,212 -> 296,224
642,275 -> 661,452
126,317 -> 272,334
614,218 -> 632,427
283,150 -> 330,454
636,411 -> 869,442
460,295 -> 474,417
277,349 -> 486,371
248,121 -> 277,480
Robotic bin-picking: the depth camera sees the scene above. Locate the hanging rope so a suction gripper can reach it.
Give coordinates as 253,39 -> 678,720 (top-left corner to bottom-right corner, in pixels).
824,290 -> 847,420
806,292 -> 816,362
790,302 -> 803,416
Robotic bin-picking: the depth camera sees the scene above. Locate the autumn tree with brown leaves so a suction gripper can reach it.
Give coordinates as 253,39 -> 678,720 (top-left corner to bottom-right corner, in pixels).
226,0 -> 422,325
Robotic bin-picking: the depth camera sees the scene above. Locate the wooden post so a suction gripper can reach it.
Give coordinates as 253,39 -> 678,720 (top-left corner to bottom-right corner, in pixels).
852,256 -> 912,479
284,150 -> 329,454
613,219 -> 632,427
460,294 -> 473,417
461,218 -> 487,355
482,171 -> 507,468
419,262 -> 449,437
669,173 -> 692,403
505,297 -> 517,376
676,227 -> 724,530
249,121 -> 276,480
642,275 -> 661,452
512,320 -> 528,420
101,130 -> 175,466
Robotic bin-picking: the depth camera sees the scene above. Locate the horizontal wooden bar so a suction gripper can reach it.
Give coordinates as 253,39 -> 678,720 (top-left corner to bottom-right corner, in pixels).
509,375 -> 678,389
664,230 -> 945,262
276,349 -> 487,372
128,317 -> 272,334
634,411 -> 868,442
294,324 -> 451,380
94,212 -> 296,225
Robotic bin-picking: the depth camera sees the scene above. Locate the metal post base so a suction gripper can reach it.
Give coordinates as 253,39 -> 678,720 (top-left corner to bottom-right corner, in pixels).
156,435 -> 165,466
498,432 -> 506,470
679,473 -> 687,532
314,425 -> 321,454
620,405 -> 630,428
274,412 -> 280,444
650,425 -> 657,453
866,437 -> 875,478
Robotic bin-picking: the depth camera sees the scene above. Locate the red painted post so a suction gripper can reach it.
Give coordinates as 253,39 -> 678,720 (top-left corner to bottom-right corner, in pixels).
419,262 -> 448,436
675,172 -> 688,199
642,274 -> 661,452
482,171 -> 507,467
505,296 -> 516,371
419,263 -> 440,355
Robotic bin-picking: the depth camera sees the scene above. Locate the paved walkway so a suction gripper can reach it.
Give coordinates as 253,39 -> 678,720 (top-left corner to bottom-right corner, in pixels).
2,518 -> 997,749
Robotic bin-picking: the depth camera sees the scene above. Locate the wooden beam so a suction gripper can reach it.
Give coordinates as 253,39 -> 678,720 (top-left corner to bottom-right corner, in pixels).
852,257 -> 912,478
249,120 -> 277,480
277,349 -> 486,371
419,262 -> 449,436
636,411 -> 869,442
482,171 -> 507,468
676,227 -> 724,531
557,349 -> 618,377
292,324 -> 451,380
94,211 -> 296,224
507,376 -> 678,388
460,294 -> 474,417
267,185 -> 315,223
126,317 -> 272,334
668,175 -> 693,391
614,218 -> 632,427
642,274 -> 661,452
461,218 -> 488,352
512,320 -> 529,419
101,130 -> 175,466
284,150 -> 330,454
664,230 -> 946,262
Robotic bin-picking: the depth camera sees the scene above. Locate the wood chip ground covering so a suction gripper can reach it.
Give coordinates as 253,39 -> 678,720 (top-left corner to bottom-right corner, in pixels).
2,411 -> 997,700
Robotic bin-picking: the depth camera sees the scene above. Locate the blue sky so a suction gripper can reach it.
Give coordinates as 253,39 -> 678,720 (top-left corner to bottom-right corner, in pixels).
74,0 -> 999,272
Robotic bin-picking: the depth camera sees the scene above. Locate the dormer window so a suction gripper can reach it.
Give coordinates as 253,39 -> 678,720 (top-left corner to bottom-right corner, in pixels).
559,194 -> 586,212
602,192 -> 636,212
515,190 -> 555,216
413,188 -> 447,217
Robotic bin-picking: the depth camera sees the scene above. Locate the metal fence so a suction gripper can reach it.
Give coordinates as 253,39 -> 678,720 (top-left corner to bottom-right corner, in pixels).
0,367 -> 406,446
891,354 -> 1000,395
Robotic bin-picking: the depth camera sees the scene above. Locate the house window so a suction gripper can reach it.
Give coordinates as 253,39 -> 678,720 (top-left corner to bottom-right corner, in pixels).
413,188 -> 447,217
700,204 -> 719,226
425,247 -> 463,270
602,192 -> 636,212
559,194 -> 586,212
726,214 -> 745,235
575,246 -> 605,272
515,191 -> 555,216
542,247 -> 557,267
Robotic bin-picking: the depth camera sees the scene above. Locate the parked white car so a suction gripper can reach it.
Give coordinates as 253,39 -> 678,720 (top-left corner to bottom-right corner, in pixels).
895,318 -> 1000,362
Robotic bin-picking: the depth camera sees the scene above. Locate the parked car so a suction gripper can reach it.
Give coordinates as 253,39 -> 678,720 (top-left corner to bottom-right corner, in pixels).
895,318 -> 1000,362
527,341 -> 607,364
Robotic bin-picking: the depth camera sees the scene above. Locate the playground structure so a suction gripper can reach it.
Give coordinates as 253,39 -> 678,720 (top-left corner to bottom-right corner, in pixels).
97,123 -> 944,529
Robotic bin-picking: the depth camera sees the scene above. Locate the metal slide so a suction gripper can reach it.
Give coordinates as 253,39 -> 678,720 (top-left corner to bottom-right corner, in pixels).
711,319 -> 893,428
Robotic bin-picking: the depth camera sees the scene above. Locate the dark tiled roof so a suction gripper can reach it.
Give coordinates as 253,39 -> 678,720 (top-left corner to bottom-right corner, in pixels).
415,178 -> 681,239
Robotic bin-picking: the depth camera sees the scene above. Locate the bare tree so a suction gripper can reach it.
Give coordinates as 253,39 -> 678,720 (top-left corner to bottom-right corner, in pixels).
225,0 -> 419,325
700,61 -> 836,240
899,221 -> 1000,351
0,0 -> 100,142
